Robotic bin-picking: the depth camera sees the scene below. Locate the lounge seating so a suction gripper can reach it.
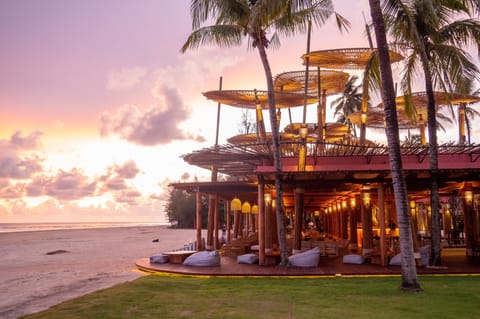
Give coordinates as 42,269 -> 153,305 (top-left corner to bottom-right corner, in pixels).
149,254 -> 169,264
389,253 -> 402,266
342,254 -> 365,264
237,253 -> 259,264
420,245 -> 430,266
183,251 -> 221,267
289,247 -> 321,267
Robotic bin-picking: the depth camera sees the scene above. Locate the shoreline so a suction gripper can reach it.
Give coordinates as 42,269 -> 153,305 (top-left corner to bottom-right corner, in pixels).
0,226 -> 198,319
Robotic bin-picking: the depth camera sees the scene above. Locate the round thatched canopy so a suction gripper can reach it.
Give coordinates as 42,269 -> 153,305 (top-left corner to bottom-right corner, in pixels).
274,69 -> 349,95
302,48 -> 404,69
348,107 -> 417,129
203,90 -> 319,109
376,91 -> 480,111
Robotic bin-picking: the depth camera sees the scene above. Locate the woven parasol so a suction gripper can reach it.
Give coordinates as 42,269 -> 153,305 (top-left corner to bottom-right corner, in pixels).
274,70 -> 349,95
348,107 -> 417,129
376,91 -> 480,110
203,90 -> 318,109
302,48 -> 404,69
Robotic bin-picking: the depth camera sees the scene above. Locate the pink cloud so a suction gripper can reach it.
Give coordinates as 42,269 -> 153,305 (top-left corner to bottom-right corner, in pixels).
99,85 -> 206,145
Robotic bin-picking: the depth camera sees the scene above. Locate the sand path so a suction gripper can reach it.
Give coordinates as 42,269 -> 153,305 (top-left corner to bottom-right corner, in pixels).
0,226 -> 197,319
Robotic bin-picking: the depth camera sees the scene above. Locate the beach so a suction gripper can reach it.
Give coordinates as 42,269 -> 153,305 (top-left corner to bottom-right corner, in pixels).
0,226 -> 198,319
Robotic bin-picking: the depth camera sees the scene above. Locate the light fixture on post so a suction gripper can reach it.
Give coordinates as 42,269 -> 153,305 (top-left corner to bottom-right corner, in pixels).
342,199 -> 347,210
241,201 -> 251,214
251,204 -> 258,214
264,193 -> 272,204
231,198 -> 242,211
350,194 -> 356,209
464,183 -> 473,205
409,200 -> 416,216
361,184 -> 371,208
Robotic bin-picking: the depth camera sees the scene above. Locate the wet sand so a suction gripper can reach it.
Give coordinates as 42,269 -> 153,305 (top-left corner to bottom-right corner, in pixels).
0,226 -> 198,319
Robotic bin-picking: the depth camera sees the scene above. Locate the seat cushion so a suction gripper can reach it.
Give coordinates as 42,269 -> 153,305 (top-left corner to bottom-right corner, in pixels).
342,254 -> 365,264
289,247 -> 321,267
149,254 -> 169,264
183,251 -> 221,267
389,253 -> 402,266
237,253 -> 259,264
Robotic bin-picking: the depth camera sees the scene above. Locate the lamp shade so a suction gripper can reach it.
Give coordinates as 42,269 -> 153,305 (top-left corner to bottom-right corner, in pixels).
251,204 -> 258,214
231,198 -> 242,211
241,201 -> 251,213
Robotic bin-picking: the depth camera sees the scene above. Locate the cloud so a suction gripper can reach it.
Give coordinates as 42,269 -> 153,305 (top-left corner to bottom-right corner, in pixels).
100,85 -> 206,145
9,131 -> 43,150
44,169 -> 97,200
0,131 -> 44,179
107,66 -> 147,90
114,160 -> 140,179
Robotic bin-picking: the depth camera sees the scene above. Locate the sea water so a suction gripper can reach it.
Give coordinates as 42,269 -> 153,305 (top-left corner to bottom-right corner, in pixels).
0,221 -> 168,233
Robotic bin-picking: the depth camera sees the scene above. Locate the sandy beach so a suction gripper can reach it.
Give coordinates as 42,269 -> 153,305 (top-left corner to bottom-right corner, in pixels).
0,226 -> 198,319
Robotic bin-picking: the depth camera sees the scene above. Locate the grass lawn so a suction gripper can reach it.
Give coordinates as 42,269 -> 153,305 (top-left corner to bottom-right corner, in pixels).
21,274 -> 480,319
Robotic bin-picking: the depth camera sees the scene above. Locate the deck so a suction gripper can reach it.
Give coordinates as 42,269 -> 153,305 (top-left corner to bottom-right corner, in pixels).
136,248 -> 480,277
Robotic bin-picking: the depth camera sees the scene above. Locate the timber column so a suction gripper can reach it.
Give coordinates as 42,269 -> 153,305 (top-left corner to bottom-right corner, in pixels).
293,187 -> 305,253
361,184 -> 373,256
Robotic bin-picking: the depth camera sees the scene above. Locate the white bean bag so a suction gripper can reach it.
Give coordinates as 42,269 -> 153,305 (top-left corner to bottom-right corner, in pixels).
420,245 -> 430,266
389,253 -> 402,266
183,251 -> 221,267
342,254 -> 365,264
150,254 -> 169,264
289,247 -> 321,267
237,253 -> 259,264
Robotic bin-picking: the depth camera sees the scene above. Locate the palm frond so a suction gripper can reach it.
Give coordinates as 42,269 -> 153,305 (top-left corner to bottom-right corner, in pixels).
181,25 -> 244,53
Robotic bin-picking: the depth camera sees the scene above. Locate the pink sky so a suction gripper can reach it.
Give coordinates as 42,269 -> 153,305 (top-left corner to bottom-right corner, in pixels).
0,1 -> 474,223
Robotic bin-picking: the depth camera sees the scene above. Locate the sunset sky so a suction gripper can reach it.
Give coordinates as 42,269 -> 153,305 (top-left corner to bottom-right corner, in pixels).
1,0 -> 477,223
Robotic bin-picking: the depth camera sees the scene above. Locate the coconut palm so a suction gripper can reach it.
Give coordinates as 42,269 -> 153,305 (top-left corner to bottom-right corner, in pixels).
181,0 -> 348,266
330,75 -> 362,134
368,0 -> 422,291
382,0 -> 480,266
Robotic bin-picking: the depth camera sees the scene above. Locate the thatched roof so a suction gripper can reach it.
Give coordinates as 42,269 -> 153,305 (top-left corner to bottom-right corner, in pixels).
203,90 -> 318,109
302,48 -> 404,69
274,69 -> 349,95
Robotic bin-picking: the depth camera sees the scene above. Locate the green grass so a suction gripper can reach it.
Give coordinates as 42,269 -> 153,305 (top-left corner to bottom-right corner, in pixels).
21,275 -> 480,319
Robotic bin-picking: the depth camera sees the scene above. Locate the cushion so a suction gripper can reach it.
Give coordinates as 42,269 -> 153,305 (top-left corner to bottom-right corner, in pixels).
342,254 -> 365,264
419,245 -> 430,266
237,253 -> 259,264
183,251 -> 221,267
289,247 -> 321,267
150,254 -> 169,264
389,253 -> 402,266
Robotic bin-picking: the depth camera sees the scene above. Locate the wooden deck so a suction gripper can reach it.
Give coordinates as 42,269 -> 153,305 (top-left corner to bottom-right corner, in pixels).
136,248 -> 480,277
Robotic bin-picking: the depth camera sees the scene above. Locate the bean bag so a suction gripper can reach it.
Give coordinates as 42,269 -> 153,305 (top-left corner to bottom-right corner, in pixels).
389,253 -> 402,266
420,245 -> 430,266
289,247 -> 321,267
183,250 -> 221,267
342,254 -> 365,264
149,254 -> 169,264
237,253 -> 259,264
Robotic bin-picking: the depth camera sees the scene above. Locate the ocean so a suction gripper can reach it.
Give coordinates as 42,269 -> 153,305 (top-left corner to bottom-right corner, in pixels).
0,222 -> 169,233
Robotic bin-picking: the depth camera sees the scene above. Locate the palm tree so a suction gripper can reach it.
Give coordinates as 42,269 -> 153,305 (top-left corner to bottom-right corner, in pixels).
181,0 -> 348,266
383,0 -> 480,266
368,0 -> 422,291
330,75 -> 362,135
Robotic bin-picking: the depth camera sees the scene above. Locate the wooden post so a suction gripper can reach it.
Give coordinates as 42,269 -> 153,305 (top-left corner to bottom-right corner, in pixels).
378,183 -> 387,266
294,187 -> 304,252
196,191 -> 203,251
258,183 -> 265,265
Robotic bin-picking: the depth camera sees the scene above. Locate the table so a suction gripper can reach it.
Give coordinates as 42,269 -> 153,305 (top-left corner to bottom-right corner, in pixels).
163,250 -> 197,264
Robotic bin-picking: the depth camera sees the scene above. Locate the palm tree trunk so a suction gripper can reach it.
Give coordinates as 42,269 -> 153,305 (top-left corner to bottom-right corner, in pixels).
423,62 -> 442,267
368,0 -> 422,291
256,42 -> 289,266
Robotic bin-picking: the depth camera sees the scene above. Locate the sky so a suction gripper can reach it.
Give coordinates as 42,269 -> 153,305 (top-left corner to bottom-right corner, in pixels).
1,0 -> 478,223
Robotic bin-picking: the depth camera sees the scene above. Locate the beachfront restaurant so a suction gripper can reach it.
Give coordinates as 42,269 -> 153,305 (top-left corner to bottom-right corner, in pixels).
170,48 -> 480,268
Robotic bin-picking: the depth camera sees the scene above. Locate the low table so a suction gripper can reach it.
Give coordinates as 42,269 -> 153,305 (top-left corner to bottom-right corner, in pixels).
163,250 -> 197,264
